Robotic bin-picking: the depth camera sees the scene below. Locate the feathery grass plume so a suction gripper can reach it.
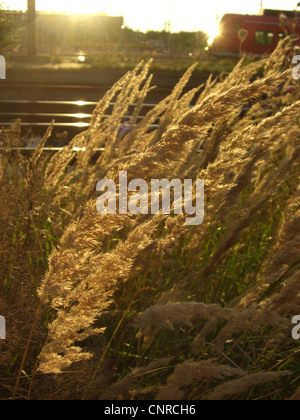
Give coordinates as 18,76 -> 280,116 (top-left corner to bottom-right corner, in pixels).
133,302 -> 224,338
115,71 -> 291,189
120,63 -> 199,150
26,121 -> 54,175
76,67 -> 290,208
120,95 -> 170,153
44,65 -> 141,190
235,185 -> 300,309
148,63 -> 200,147
23,123 -> 54,218
151,90 -> 299,262
156,359 -> 246,400
38,90 -> 215,318
89,69 -> 136,130
155,63 -> 198,122
36,77 -> 238,369
201,371 -> 290,400
196,89 -> 299,181
109,65 -> 198,157
38,215 -> 165,373
56,62 -> 156,207
208,57 -> 247,99
98,61 -> 153,164
38,203 -> 134,304
5,38 -> 299,399
262,269 -> 300,315
115,71 -> 157,154
212,126 -> 298,224
134,300 -> 288,361
100,357 -> 174,400
264,36 -> 294,76
210,309 -> 289,356
38,92 -> 216,304
196,73 -> 217,105
155,85 -> 203,154
179,70 -> 290,132
238,57 -> 268,84
190,118 -> 228,173
128,74 -> 154,128
189,304 -> 288,356
37,64 -> 296,374
198,143 -> 300,279
203,53 -> 265,101
151,75 -> 292,268
0,124 -> 60,398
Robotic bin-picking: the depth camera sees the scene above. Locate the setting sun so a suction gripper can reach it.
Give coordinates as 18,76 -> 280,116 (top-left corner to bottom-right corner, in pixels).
205,22 -> 221,46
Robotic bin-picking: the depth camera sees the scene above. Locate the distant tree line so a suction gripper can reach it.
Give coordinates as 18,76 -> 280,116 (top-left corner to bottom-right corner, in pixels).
121,27 -> 208,52
0,6 -> 24,53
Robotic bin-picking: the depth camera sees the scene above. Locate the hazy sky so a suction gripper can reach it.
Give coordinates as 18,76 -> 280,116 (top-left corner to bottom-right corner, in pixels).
2,0 -> 300,34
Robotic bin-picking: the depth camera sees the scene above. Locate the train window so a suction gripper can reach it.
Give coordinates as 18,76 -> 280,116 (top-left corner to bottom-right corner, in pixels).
255,31 -> 274,45
278,32 -> 285,43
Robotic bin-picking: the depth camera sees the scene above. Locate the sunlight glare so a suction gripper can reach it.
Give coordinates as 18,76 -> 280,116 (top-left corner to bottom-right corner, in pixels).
36,0 -> 127,16
205,22 -> 220,46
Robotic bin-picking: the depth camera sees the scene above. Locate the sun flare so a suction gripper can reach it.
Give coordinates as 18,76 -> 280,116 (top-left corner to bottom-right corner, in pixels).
5,0 -> 285,35
5,0 -> 227,34
204,21 -> 220,45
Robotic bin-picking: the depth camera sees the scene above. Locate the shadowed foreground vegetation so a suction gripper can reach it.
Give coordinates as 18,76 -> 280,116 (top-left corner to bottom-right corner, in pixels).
0,38 -> 299,400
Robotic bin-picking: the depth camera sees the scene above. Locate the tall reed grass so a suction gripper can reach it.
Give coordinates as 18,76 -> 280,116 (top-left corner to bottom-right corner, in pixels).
0,38 -> 299,400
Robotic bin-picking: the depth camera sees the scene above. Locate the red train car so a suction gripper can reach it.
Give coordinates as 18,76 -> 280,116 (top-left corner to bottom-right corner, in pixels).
211,9 -> 300,55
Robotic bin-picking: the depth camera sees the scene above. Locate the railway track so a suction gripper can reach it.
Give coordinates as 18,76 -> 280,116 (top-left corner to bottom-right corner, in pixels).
0,99 -> 159,149
0,76 -> 225,153
0,78 -> 203,149
0,100 -> 250,153
0,79 -> 204,102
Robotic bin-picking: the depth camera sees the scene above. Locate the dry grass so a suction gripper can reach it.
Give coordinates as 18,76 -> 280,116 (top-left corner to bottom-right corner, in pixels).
0,38 -> 299,400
